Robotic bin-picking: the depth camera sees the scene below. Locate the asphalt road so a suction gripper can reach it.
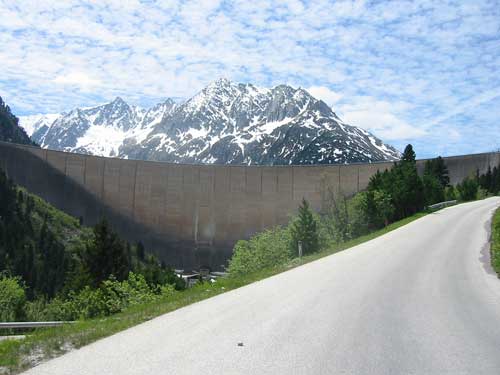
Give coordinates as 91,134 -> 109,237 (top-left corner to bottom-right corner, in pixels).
25,197 -> 500,375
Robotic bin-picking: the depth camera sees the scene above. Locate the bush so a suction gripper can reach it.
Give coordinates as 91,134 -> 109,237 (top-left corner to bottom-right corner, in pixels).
38,272 -> 176,320
24,297 -> 50,321
444,186 -> 457,201
476,187 -> 489,200
0,275 -> 26,321
228,226 -> 292,276
352,190 -> 395,232
456,177 -> 479,201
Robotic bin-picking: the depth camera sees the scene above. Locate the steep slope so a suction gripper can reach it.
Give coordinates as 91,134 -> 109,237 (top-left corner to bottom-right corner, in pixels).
20,80 -> 400,164
0,96 -> 36,145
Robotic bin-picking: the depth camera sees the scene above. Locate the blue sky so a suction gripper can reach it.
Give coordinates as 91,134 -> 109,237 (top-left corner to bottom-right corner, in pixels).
0,0 -> 499,158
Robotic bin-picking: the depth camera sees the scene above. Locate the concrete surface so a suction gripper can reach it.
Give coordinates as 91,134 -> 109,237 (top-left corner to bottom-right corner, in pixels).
23,197 -> 500,375
0,140 -> 498,269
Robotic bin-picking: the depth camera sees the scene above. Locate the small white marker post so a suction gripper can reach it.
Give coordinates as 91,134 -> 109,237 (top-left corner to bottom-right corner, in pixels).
298,241 -> 303,258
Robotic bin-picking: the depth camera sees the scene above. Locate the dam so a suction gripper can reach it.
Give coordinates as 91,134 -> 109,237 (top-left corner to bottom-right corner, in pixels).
1,140 -> 498,269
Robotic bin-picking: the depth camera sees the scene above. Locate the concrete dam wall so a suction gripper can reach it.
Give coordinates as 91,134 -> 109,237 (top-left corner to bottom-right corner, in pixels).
1,141 -> 498,269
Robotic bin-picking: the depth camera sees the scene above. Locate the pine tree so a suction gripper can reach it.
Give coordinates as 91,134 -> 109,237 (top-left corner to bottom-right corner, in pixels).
291,198 -> 319,255
401,144 -> 416,163
136,241 -> 145,261
422,156 -> 450,205
424,156 -> 450,187
84,218 -> 130,287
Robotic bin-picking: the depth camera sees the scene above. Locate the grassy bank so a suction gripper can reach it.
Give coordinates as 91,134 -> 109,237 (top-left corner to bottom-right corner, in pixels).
491,208 -> 500,277
0,210 -> 428,374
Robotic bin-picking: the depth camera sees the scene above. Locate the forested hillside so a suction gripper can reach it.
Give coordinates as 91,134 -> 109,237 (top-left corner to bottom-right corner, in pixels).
0,167 -> 184,322
0,97 -> 35,145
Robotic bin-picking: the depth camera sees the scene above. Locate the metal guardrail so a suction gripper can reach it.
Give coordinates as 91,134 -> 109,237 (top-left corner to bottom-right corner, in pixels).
0,321 -> 75,329
428,200 -> 457,210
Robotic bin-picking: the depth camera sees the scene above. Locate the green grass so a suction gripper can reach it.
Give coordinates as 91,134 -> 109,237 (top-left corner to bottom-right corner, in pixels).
0,210 -> 428,374
491,208 -> 500,277
0,339 -> 23,368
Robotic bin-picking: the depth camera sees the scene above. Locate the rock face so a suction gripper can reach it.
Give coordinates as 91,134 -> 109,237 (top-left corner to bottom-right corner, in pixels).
21,79 -> 400,164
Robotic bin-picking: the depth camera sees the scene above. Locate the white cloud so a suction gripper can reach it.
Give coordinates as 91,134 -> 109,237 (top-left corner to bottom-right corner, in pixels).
53,72 -> 101,90
340,98 -> 426,140
307,86 -> 343,106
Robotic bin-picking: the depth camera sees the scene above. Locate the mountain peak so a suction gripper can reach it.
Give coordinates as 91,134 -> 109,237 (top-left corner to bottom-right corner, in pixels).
209,77 -> 233,87
28,80 -> 400,164
109,96 -> 129,109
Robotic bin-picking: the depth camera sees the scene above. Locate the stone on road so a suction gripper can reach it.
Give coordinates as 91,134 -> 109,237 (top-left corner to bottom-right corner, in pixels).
24,198 -> 500,374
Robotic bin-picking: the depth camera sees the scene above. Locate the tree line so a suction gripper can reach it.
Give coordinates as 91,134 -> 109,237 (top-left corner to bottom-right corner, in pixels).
229,144 -> 500,275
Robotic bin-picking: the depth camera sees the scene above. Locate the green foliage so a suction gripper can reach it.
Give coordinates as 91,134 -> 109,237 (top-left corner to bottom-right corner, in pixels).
354,190 -> 395,231
29,272 -> 174,321
401,144 -> 416,163
478,165 -> 500,195
491,208 -> 500,277
476,187 -> 488,200
0,166 -> 185,325
228,226 -> 292,276
368,144 -> 424,221
422,156 -> 451,205
422,174 -> 444,205
0,167 -> 89,299
83,218 -> 131,287
0,337 -> 22,367
0,96 -> 35,145
444,186 -> 457,201
136,241 -> 146,261
423,156 -> 450,187
290,198 -> 320,255
0,274 -> 26,321
456,176 -> 479,201
322,190 -> 353,243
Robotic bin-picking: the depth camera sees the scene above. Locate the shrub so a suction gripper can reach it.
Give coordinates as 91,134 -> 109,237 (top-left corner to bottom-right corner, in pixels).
456,177 -> 479,201
352,190 -> 395,232
228,226 -> 292,276
476,187 -> 489,200
24,297 -> 49,321
38,272 -> 174,320
0,275 -> 26,321
444,186 -> 457,201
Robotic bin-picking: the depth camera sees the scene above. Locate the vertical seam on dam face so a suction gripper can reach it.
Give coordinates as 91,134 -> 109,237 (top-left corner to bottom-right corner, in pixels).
0,141 -> 498,269
357,166 -> 360,192
338,166 -> 341,195
63,152 -> 68,176
101,158 -> 106,202
83,155 -> 87,186
132,160 -> 138,221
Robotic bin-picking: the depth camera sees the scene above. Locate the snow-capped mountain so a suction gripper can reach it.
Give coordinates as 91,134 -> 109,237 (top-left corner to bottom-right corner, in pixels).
23,98 -> 176,157
20,79 -> 400,164
19,113 -> 61,138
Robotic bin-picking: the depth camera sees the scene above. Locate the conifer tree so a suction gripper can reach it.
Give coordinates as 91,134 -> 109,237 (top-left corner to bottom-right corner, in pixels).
84,218 -> 130,287
291,198 -> 319,255
401,144 -> 416,163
